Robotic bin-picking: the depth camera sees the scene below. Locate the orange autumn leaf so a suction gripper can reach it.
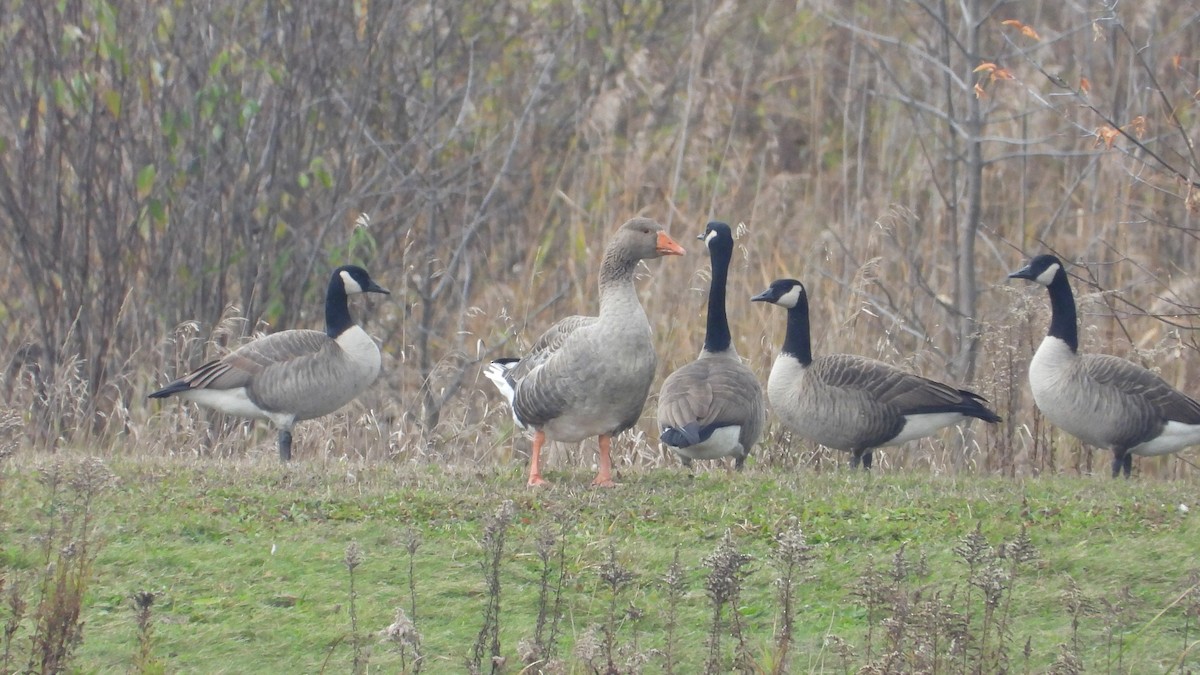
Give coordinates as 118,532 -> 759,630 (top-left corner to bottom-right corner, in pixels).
1125,115 -> 1146,139
1002,19 -> 1040,40
974,62 -> 998,74
1095,125 -> 1120,149
974,83 -> 987,99
991,68 -> 1015,82
1173,55 -> 1184,70
1079,77 -> 1091,96
354,0 -> 368,41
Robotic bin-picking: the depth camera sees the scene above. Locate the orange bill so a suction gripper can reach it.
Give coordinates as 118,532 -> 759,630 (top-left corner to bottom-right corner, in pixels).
655,231 -> 687,256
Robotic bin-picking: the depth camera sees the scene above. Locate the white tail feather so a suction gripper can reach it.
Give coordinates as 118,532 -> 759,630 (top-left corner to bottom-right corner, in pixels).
484,360 -> 525,428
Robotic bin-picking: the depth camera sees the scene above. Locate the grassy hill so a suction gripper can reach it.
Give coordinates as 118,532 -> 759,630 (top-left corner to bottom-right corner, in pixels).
4,454 -> 1199,673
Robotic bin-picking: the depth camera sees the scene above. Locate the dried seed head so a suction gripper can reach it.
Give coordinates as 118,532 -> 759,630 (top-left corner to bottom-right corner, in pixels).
344,541 -> 364,571
380,607 -> 421,649
1000,525 -> 1039,565
773,521 -> 813,569
954,522 -> 994,568
703,529 -> 754,605
599,541 -> 635,591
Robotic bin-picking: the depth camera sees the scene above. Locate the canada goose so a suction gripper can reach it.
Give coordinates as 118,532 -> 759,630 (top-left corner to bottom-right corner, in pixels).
752,279 -> 1000,469
656,221 -> 764,470
149,265 -> 389,461
1008,254 -> 1200,477
484,217 -> 686,487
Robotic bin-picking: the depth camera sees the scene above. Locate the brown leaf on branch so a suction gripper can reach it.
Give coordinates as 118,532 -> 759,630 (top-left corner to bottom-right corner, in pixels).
973,62 -> 998,74
1125,115 -> 1146,139
991,68 -> 1014,83
1079,77 -> 1090,96
1001,19 -> 1041,41
1095,126 -> 1120,149
974,83 -> 987,99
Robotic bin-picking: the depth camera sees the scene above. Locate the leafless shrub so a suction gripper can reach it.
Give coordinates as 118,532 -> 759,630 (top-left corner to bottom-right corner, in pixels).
702,529 -> 755,674
380,607 -> 423,674
469,501 -> 515,675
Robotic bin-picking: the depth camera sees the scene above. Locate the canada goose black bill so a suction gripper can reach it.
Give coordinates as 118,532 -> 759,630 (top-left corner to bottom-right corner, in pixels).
752,278 -> 1000,470
657,221 -> 764,470
484,217 -> 685,487
150,265 -> 389,461
1009,254 -> 1200,478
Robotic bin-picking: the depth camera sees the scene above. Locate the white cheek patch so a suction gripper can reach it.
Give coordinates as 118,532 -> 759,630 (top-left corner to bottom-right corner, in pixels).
340,270 -> 364,295
778,285 -> 803,309
705,229 -> 719,246
1035,263 -> 1060,287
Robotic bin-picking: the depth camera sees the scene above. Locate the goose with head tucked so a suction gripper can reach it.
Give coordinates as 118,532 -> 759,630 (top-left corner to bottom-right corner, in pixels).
752,278 -> 1000,469
150,265 -> 389,461
1009,253 -> 1200,478
484,217 -> 686,487
657,221 -> 764,470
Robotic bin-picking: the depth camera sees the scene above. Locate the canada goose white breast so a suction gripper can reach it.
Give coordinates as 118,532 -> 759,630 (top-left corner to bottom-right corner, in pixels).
1030,336 -> 1200,456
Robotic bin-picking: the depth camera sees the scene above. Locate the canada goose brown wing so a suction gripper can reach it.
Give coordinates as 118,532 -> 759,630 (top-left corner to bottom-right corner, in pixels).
659,358 -> 762,435
177,330 -> 330,391
817,354 -> 970,415
1081,353 -> 1200,424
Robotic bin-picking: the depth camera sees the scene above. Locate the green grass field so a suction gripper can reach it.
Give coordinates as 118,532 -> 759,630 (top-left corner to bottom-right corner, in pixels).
4,454 -> 1199,673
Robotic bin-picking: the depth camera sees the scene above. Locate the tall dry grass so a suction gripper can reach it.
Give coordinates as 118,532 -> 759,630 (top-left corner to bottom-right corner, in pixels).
0,0 -> 1196,478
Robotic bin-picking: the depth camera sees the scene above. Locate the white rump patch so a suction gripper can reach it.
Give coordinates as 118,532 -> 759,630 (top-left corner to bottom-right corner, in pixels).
483,361 -> 524,428
670,426 -> 742,460
180,387 -> 294,428
1134,421 -> 1200,456
891,412 -> 966,446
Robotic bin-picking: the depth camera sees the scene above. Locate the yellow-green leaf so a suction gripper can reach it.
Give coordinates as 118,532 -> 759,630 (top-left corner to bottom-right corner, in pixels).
102,89 -> 121,118
136,164 -> 156,200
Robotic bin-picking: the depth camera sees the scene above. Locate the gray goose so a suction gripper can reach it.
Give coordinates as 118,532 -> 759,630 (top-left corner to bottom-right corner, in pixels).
484,217 -> 686,486
1009,254 -> 1200,477
752,278 -> 1000,469
150,265 -> 389,460
657,221 -> 764,469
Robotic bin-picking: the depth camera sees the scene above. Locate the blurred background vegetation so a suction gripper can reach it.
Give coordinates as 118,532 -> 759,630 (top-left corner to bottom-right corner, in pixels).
1,0 -> 1197,476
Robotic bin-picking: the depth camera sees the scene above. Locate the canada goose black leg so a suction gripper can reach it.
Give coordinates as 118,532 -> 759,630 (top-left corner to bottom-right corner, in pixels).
733,451 -> 747,472
1110,449 -> 1134,479
278,430 -> 293,462
1114,450 -> 1133,479
862,450 -> 873,470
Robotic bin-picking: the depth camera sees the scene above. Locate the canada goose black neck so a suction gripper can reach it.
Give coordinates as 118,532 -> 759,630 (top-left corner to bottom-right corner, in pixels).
1045,269 -> 1079,353
782,294 -> 814,366
325,275 -> 354,338
702,228 -> 734,354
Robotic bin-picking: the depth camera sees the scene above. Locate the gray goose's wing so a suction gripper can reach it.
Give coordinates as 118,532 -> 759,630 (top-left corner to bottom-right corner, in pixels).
510,319 -> 612,427
658,356 -> 764,446
1080,353 -> 1200,442
508,315 -> 596,382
